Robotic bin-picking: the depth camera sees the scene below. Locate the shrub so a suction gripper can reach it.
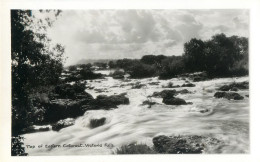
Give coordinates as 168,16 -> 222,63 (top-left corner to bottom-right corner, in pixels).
11,136 -> 28,156
116,143 -> 156,154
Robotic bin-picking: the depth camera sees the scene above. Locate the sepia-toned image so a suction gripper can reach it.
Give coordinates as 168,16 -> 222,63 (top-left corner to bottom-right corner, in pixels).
11,9 -> 249,156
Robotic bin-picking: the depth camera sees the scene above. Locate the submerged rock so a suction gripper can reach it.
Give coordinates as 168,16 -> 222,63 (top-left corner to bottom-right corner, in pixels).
52,118 -> 75,131
162,82 -> 180,88
177,89 -> 190,94
131,82 -> 146,89
148,82 -> 160,85
152,135 -> 222,154
90,117 -> 106,128
163,97 -> 187,105
181,83 -> 196,87
22,126 -> 50,134
214,92 -> 244,100
218,81 -> 249,91
152,90 -> 177,98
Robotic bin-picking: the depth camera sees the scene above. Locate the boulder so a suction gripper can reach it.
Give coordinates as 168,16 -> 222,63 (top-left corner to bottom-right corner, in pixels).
214,92 -> 244,100
90,117 -> 106,128
93,93 -> 130,109
52,118 -> 75,131
163,97 -> 187,105
148,82 -> 160,85
54,82 -> 93,99
131,82 -> 146,89
181,83 -> 196,87
152,135 -> 222,154
152,90 -> 177,98
44,97 -> 94,122
153,135 -> 223,154
218,81 -> 249,91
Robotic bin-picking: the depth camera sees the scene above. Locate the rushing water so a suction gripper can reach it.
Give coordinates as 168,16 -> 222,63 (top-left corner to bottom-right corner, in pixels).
23,71 -> 249,155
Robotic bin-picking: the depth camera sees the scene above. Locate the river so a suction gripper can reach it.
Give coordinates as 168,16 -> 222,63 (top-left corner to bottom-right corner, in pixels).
23,70 -> 249,155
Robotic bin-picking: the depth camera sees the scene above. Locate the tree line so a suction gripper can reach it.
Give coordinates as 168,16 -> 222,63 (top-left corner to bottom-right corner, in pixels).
106,33 -> 248,79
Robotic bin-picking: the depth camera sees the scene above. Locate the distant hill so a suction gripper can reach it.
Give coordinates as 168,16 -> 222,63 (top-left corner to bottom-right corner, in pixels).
76,59 -> 116,65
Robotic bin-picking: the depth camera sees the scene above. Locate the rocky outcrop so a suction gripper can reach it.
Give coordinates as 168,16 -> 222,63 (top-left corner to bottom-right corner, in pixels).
52,118 -> 75,131
152,135 -> 222,154
218,81 -> 249,91
44,98 -> 93,122
92,93 -> 130,109
214,92 -> 244,100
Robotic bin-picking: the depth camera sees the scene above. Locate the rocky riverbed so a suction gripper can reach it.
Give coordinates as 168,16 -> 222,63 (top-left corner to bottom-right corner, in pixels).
22,70 -> 249,155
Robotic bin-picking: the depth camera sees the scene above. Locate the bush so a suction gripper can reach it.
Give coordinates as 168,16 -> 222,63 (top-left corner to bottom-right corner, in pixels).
11,136 -> 28,156
116,143 -> 156,154
127,62 -> 156,78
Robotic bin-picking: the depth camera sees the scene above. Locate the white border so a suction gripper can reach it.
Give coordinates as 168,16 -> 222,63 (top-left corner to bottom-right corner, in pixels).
1,0 -> 260,162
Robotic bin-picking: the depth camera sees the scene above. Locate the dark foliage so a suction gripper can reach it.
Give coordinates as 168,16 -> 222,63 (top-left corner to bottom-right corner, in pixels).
183,34 -> 248,77
11,136 -> 28,156
116,143 -> 156,154
11,10 -> 64,136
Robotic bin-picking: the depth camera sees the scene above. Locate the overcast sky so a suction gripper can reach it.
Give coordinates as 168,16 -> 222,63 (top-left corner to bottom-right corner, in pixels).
46,10 -> 249,66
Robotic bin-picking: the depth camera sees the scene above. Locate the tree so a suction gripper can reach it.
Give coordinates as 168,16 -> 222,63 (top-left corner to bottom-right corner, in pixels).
11,10 -> 65,136
183,38 -> 206,72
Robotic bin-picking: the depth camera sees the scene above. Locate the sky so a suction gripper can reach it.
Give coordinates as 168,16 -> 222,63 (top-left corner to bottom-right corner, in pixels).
45,10 -> 249,66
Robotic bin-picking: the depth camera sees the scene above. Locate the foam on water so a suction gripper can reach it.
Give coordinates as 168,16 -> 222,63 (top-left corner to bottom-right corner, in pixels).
23,74 -> 249,155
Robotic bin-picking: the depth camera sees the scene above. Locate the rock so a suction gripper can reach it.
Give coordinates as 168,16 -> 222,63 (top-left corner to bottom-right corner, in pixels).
200,109 -> 209,113
152,135 -> 222,154
218,81 -> 249,91
177,89 -> 190,94
93,93 -> 130,109
132,82 -> 146,89
22,126 -> 50,134
113,75 -> 124,79
148,82 -> 160,85
54,82 -> 92,99
162,97 -> 187,105
162,82 -> 180,88
152,90 -> 177,98
245,94 -> 249,98
90,117 -> 106,128
181,83 -> 196,87
214,92 -> 244,100
193,76 -> 207,82
94,88 -> 108,93
52,118 -> 75,131
44,97 -> 94,122
142,100 -> 157,108
110,70 -> 125,79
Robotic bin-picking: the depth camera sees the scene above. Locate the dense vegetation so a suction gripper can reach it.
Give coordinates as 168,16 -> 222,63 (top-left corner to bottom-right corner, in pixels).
105,33 -> 248,79
11,10 -> 64,155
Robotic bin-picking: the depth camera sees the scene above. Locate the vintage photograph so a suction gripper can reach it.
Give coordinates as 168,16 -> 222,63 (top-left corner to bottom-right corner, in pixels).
11,9 -> 249,155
